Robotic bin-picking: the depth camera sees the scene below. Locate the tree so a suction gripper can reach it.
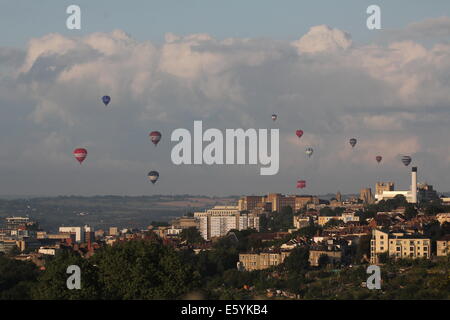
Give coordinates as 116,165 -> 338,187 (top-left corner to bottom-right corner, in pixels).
378,252 -> 390,264
318,254 -> 330,268
355,235 -> 371,263
180,227 -> 204,245
283,247 -> 310,274
319,207 -> 335,217
0,255 -> 39,299
32,249 -> 101,300
404,204 -> 418,220
323,219 -> 344,229
265,206 -> 294,232
296,224 -> 320,238
92,240 -> 200,299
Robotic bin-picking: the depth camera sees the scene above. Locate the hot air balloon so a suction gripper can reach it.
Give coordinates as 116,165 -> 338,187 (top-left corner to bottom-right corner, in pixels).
401,156 -> 412,166
73,148 -> 87,164
149,131 -> 162,146
148,171 -> 159,184
296,130 -> 304,139
376,155 -> 382,163
305,147 -> 313,158
271,114 -> 277,121
297,180 -> 306,189
349,138 -> 357,148
102,95 -> 111,106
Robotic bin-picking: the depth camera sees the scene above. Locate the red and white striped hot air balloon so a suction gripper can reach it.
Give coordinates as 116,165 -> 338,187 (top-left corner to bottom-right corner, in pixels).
73,148 -> 87,164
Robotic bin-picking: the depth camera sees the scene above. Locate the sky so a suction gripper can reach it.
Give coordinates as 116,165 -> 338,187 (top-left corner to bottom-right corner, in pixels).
1,1 -> 450,196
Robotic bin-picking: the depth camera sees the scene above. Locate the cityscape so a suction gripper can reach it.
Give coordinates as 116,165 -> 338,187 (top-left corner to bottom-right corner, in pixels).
1,166 -> 449,300
1,0 -> 450,308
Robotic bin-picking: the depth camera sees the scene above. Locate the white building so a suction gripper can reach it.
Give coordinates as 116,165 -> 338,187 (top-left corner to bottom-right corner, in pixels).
376,167 -> 418,203
38,247 -> 58,255
194,206 -> 260,240
58,225 -> 93,243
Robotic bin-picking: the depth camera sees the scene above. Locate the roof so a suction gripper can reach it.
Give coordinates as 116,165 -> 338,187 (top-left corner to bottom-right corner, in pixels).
437,234 -> 450,241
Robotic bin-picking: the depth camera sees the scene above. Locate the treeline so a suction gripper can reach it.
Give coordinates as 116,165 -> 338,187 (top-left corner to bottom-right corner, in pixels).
1,231 -> 449,300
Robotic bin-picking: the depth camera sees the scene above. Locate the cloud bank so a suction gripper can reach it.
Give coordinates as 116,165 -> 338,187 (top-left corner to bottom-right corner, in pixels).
2,18 -> 450,196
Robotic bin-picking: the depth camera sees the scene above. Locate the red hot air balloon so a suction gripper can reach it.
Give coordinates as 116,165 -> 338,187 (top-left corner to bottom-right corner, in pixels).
376,155 -> 382,163
149,131 -> 162,146
73,148 -> 87,164
296,130 -> 304,139
297,180 -> 306,189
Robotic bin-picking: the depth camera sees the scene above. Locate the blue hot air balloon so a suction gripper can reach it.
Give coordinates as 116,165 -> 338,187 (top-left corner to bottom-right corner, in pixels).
102,95 -> 111,106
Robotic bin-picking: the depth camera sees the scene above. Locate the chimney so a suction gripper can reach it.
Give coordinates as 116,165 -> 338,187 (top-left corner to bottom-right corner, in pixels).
411,167 -> 417,203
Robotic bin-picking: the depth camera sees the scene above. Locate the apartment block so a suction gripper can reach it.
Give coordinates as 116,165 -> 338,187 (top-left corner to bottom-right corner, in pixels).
370,229 -> 431,264
194,206 -> 260,240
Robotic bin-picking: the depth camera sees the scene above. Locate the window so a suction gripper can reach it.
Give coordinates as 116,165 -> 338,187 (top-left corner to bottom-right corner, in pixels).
380,247 -> 384,251
396,247 -> 401,251
423,247 -> 428,251
380,235 -> 384,239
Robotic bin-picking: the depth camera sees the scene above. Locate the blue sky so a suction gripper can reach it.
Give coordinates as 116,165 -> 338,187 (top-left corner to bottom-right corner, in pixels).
1,0 -> 450,47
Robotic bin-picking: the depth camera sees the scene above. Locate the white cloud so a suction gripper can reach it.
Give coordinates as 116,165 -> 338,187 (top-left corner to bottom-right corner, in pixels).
3,18 -> 450,195
291,25 -> 352,54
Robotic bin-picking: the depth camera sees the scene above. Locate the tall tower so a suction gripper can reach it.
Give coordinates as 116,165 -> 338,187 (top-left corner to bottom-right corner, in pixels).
336,191 -> 342,202
411,167 -> 418,204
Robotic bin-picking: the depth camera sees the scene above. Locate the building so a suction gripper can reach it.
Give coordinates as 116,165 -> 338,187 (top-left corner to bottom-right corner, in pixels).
59,226 -> 93,243
238,196 -> 265,212
0,239 -> 17,253
309,249 -> 343,267
170,217 -> 199,229
317,212 -> 359,226
375,167 -> 418,203
38,247 -> 58,256
417,183 -> 439,202
109,227 -> 119,236
5,217 -> 32,230
239,251 -> 291,271
436,235 -> 450,257
293,216 -> 312,229
194,206 -> 260,240
436,213 -> 450,225
376,182 -> 395,196
359,188 -> 374,204
238,194 -> 318,213
370,229 -> 431,264
318,216 -> 336,226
